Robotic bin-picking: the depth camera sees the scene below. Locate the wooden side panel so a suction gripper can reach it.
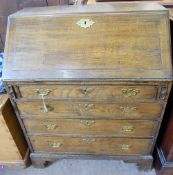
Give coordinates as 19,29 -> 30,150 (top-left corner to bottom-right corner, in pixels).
0,99 -> 21,160
154,14 -> 173,174
156,86 -> 173,161
161,110 -> 173,161
0,94 -> 28,165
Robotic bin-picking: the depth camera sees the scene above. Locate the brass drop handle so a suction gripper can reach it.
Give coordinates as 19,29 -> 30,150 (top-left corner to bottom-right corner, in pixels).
121,126 -> 134,132
79,87 -> 94,96
118,144 -> 132,150
48,142 -> 63,148
81,120 -> 95,127
120,106 -> 137,113
35,89 -> 51,113
122,88 -> 140,97
82,138 -> 96,144
45,124 -> 57,130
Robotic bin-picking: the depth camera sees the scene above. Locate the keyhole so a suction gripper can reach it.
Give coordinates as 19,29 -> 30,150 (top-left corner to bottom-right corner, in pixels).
84,21 -> 87,25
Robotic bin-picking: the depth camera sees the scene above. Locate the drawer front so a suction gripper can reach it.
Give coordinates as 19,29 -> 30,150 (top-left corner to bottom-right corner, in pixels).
30,136 -> 152,155
19,85 -> 158,101
18,101 -> 162,119
24,118 -> 157,137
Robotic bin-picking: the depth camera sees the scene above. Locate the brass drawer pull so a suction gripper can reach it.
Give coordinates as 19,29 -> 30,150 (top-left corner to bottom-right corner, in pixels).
35,89 -> 51,113
48,142 -> 63,148
79,104 -> 94,113
76,19 -> 95,28
118,144 -> 132,150
82,138 -> 96,144
120,106 -> 137,113
35,89 -> 51,96
79,87 -> 94,96
45,124 -> 57,130
122,88 -> 140,97
122,126 -> 134,132
81,120 -> 95,127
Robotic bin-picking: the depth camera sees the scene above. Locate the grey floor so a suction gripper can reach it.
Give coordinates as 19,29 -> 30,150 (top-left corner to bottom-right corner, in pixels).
1,160 -> 156,175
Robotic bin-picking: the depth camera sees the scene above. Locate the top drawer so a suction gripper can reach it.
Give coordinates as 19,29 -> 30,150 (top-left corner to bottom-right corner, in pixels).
18,85 -> 159,101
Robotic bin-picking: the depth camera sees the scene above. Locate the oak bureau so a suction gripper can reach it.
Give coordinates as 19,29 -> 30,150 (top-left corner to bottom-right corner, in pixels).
3,3 -> 172,170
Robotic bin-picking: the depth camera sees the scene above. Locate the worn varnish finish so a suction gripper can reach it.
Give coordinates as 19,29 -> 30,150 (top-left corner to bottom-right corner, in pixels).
17,101 -> 163,119
30,136 -> 153,155
3,4 -> 172,80
19,85 -> 159,100
3,3 -> 172,170
23,118 -> 157,137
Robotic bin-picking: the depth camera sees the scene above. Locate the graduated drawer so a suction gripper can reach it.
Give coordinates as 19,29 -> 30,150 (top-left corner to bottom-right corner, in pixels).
30,136 -> 153,155
24,118 -> 157,137
18,85 -> 158,101
18,101 -> 162,119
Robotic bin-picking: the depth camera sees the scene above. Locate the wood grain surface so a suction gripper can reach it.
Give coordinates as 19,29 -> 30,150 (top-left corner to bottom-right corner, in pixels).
0,94 -> 29,167
23,118 -> 158,137
3,3 -> 172,80
30,135 -> 153,155
17,101 -> 163,119
19,84 -> 158,101
3,3 -> 172,170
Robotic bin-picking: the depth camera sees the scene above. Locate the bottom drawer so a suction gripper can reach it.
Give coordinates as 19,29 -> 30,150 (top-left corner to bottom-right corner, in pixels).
30,136 -> 153,155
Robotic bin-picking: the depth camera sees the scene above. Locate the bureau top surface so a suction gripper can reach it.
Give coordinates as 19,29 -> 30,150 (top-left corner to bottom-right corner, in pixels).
7,3 -> 167,15
3,3 -> 172,81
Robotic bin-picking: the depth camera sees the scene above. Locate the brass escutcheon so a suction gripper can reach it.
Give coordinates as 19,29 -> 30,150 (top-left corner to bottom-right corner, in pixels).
76,19 -> 95,28
81,120 -> 96,127
122,88 -> 140,97
79,87 -> 94,96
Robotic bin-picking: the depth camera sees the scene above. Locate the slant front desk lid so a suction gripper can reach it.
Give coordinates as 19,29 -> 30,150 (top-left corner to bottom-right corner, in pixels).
3,3 -> 172,81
